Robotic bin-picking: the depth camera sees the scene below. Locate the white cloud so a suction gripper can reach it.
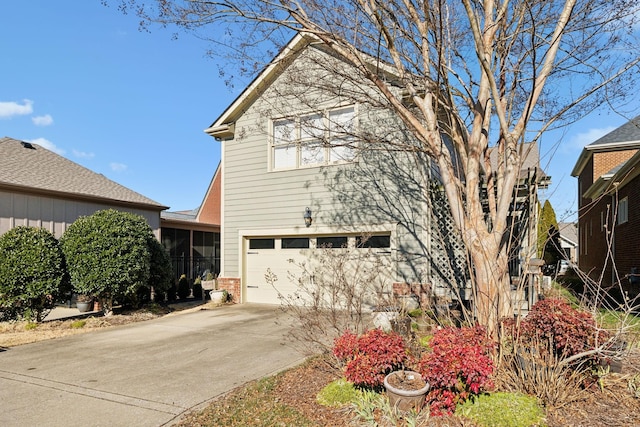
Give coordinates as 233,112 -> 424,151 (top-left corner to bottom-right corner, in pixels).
563,126 -> 617,153
32,114 -> 54,126
72,149 -> 95,159
0,99 -> 33,118
28,138 -> 65,155
110,162 -> 127,172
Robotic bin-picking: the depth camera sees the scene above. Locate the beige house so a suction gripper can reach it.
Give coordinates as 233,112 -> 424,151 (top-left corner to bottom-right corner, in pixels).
0,136 -> 167,238
204,35 -> 546,307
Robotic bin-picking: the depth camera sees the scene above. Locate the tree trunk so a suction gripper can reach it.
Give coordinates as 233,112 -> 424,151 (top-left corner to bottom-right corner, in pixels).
468,233 -> 512,336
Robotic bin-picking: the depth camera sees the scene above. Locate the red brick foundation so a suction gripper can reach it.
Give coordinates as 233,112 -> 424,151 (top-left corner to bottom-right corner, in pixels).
392,282 -> 432,308
217,277 -> 241,303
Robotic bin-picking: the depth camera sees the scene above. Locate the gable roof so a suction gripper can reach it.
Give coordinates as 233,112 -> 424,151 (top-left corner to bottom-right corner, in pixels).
204,32 -> 400,140
204,33 -> 311,139
558,222 -> 578,246
0,136 -> 167,210
571,115 -> 640,177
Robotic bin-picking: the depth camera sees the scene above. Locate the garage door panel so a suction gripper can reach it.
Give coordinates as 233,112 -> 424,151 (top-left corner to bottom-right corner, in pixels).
246,248 -> 307,304
245,237 -> 393,305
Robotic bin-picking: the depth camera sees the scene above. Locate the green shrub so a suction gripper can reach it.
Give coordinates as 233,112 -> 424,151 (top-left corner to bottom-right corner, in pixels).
70,320 -> 86,329
147,236 -> 173,299
316,378 -> 362,407
177,275 -> 191,300
456,392 -> 546,427
0,226 -> 71,322
193,282 -> 203,299
408,308 -> 423,318
60,209 -> 152,315
25,322 -> 38,330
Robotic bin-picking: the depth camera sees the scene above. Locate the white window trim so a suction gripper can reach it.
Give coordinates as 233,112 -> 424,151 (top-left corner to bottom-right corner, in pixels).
269,105 -> 357,171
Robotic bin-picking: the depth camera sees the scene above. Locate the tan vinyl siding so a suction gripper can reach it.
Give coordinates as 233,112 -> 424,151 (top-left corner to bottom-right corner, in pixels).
0,190 -> 161,239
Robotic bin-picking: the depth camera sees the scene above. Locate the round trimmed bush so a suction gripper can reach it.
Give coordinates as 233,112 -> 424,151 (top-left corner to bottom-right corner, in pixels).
60,209 -> 152,315
0,226 -> 70,321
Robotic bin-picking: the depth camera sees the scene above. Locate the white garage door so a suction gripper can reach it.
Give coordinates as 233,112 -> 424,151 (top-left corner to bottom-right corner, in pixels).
245,234 -> 393,305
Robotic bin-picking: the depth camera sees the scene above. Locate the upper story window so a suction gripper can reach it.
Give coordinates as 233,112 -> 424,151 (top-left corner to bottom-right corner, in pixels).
271,106 -> 356,170
618,196 -> 629,225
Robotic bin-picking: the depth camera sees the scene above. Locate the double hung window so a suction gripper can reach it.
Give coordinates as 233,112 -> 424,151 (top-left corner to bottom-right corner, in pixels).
272,106 -> 355,170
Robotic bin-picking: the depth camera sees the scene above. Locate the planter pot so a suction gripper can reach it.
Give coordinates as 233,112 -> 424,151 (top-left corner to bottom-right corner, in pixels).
201,279 -> 217,291
76,301 -> 93,313
383,370 -> 430,412
209,290 -> 225,304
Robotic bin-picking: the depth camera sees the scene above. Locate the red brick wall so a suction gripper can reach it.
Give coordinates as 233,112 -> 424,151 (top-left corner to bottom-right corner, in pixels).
217,277 -> 240,303
612,176 -> 640,298
578,192 -> 612,285
198,168 -> 221,225
593,150 -> 638,182
392,282 -> 432,308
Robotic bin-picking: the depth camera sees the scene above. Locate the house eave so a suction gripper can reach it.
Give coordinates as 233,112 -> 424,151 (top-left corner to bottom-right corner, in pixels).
204,124 -> 235,140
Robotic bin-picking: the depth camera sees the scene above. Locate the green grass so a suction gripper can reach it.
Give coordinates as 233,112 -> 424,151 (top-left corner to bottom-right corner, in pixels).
456,392 -> 546,427
174,375 -> 320,427
24,322 -> 38,331
598,310 -> 640,334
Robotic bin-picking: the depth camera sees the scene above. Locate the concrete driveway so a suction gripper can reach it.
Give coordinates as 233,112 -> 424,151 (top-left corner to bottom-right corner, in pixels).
0,304 -> 305,427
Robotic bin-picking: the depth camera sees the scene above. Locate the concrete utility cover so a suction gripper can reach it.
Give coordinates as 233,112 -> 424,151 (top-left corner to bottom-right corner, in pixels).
0,304 -> 304,427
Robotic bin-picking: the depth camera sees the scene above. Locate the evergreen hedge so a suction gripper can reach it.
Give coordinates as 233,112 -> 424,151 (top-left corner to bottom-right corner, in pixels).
0,226 -> 70,321
60,209 -> 152,315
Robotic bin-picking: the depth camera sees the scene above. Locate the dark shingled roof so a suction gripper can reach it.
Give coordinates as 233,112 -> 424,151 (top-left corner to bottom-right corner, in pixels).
587,115 -> 640,147
0,136 -> 167,210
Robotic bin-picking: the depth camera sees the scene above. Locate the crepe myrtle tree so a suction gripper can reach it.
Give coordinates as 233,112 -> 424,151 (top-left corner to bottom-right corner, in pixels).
60,209 -> 153,316
112,0 -> 640,333
0,226 -> 71,322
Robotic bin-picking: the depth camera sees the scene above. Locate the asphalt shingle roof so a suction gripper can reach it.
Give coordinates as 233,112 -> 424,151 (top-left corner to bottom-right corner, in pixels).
0,136 -> 166,209
587,115 -> 640,147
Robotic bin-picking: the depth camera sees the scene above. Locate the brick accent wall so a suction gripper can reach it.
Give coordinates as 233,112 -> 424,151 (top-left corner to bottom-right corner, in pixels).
593,150 -> 638,182
217,277 -> 241,303
392,282 -> 432,308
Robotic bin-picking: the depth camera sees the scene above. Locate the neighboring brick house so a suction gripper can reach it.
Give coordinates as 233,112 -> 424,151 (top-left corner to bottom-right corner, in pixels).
0,136 -> 167,238
571,115 -> 640,299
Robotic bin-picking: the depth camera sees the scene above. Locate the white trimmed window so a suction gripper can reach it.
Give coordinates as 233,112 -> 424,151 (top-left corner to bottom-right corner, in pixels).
618,196 -> 629,225
271,106 -> 356,170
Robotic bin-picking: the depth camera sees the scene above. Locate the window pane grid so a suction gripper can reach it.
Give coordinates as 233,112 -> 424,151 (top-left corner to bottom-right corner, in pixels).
272,106 -> 355,170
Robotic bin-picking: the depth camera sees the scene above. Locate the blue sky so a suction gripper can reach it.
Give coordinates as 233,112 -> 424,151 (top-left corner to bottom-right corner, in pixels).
1,1 -> 637,219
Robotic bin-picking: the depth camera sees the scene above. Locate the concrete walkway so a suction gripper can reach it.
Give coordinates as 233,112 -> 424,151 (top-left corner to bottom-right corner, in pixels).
0,304 -> 305,427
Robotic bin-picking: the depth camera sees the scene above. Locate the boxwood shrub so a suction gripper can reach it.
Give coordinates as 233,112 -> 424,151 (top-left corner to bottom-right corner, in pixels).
0,226 -> 70,321
60,209 -> 152,315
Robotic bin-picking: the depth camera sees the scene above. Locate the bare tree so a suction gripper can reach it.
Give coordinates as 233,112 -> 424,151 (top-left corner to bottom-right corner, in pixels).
112,0 -> 640,333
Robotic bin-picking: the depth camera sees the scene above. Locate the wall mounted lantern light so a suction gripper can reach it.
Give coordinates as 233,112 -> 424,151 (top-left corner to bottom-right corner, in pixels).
303,207 -> 313,227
